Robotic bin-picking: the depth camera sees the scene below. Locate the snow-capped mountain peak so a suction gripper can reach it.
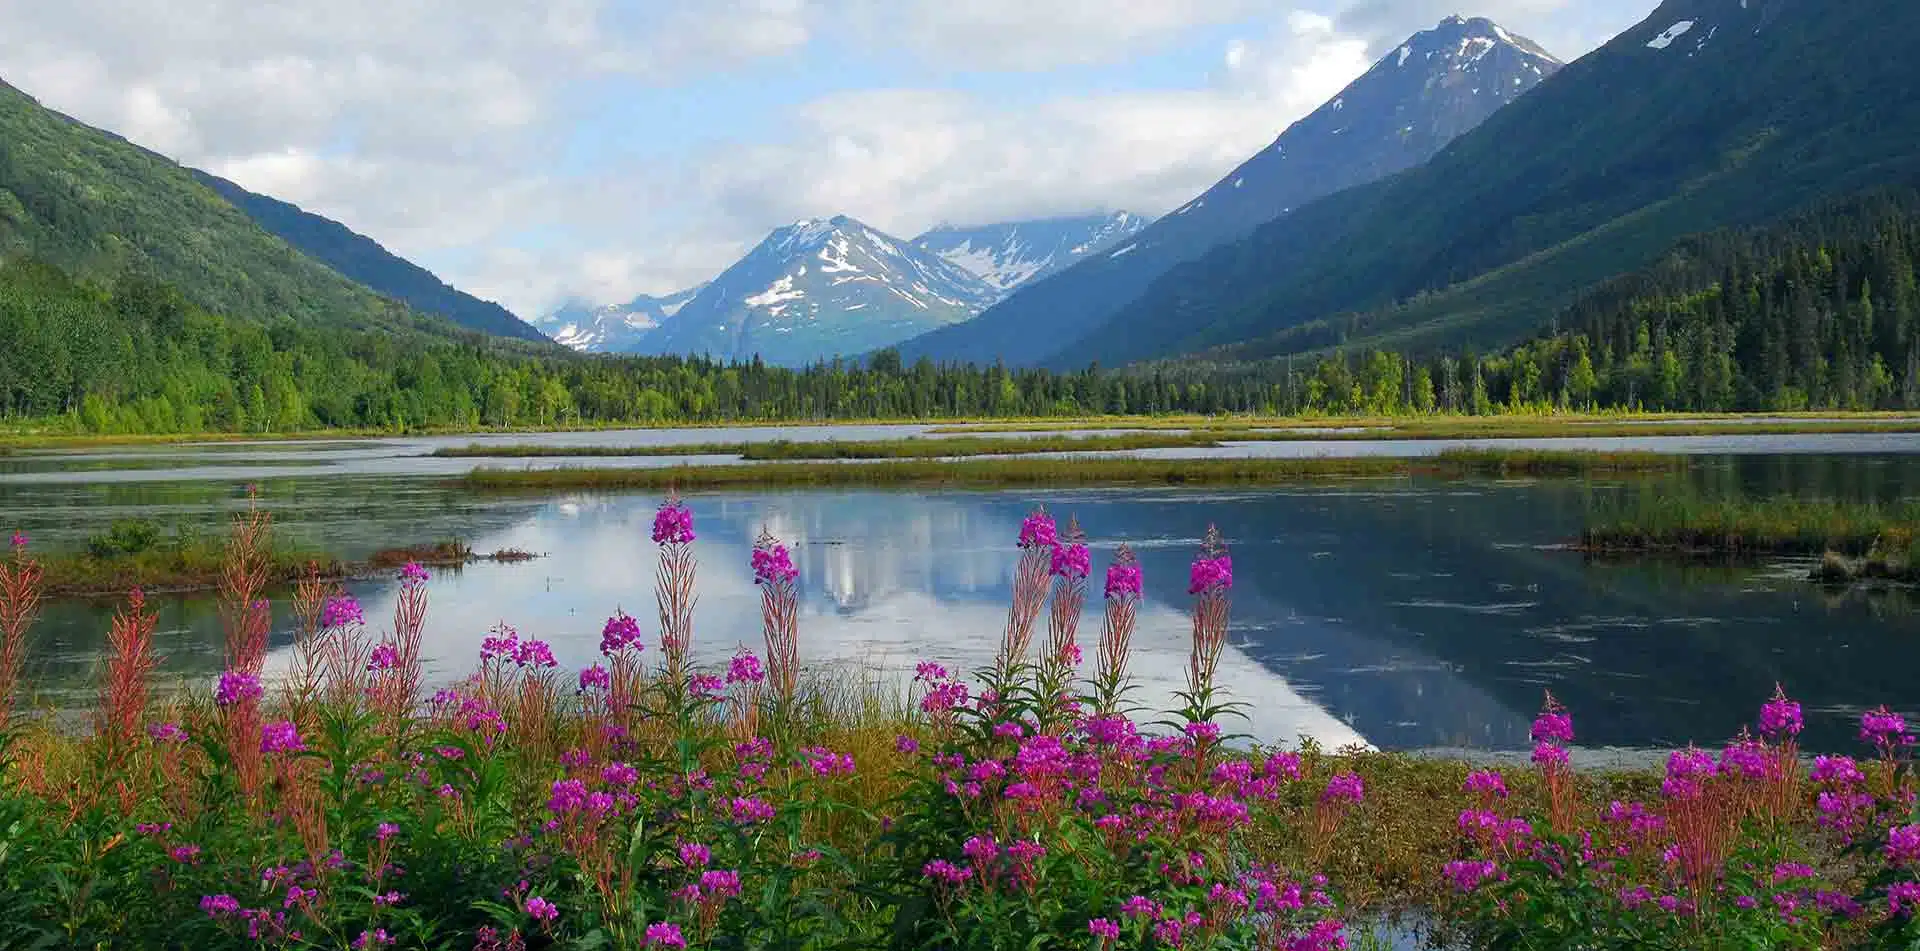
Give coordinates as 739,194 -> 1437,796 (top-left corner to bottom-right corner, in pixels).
534,283 -> 707,353
630,215 -> 999,366
911,212 -> 1148,292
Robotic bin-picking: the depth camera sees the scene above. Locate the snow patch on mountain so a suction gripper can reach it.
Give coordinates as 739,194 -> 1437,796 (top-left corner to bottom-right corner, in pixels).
534,283 -> 709,353
910,212 -> 1146,294
1647,20 -> 1695,49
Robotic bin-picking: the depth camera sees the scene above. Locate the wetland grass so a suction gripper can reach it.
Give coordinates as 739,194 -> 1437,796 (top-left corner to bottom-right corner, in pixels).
459,448 -> 1687,492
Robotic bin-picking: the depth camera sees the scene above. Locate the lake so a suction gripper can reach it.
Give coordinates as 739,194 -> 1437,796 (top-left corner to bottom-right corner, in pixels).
4,426 -> 1919,758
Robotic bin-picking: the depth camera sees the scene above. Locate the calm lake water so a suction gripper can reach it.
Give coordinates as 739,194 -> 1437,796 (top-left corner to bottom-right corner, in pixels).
5,429 -> 1919,757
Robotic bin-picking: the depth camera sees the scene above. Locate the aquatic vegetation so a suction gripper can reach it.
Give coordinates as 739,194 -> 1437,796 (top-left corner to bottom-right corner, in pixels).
1583,491 -> 1920,581
1,495 -> 1917,949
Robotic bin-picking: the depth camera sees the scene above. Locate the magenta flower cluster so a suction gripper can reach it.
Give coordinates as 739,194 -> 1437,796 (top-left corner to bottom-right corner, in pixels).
147,722 -> 189,744
398,562 -> 430,587
726,650 -> 766,686
1188,554 -> 1232,594
319,595 -> 364,629
7,529 -> 24,550
1104,561 -> 1143,599
1049,542 -> 1091,580
1017,510 -> 1057,550
260,721 -> 305,754
652,499 -> 696,546
577,664 -> 611,693
214,669 -> 263,707
751,541 -> 797,585
600,612 -> 644,656
1758,685 -> 1803,739
367,643 -> 399,672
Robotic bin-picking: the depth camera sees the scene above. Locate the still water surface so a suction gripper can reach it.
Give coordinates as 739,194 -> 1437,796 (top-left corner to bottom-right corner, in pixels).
5,441 -> 1918,757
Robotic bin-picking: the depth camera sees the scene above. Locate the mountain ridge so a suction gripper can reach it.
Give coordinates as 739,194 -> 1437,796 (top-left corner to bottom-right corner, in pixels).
894,15 -> 1563,368
1070,0 -> 1920,369
190,170 -> 549,343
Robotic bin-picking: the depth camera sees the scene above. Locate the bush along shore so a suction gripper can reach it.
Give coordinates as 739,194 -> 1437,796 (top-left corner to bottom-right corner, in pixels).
1,501 -> 1918,949
461,448 -> 1686,492
1580,494 -> 1920,584
25,513 -> 536,597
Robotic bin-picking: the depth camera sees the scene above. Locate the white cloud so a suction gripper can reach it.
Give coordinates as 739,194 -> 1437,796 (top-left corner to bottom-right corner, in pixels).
0,0 -> 1657,319
696,11 -> 1375,238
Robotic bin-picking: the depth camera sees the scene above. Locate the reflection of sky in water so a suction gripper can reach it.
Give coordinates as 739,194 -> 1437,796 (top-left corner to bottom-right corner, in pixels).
17,463 -> 1920,754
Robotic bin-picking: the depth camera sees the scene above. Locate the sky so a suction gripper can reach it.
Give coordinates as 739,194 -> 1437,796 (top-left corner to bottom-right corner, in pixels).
0,0 -> 1657,319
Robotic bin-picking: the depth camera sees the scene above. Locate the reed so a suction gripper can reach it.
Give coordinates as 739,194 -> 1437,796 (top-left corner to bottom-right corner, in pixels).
1582,493 -> 1920,557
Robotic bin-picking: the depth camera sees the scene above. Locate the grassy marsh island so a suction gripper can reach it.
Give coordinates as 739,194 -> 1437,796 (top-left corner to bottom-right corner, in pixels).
458,448 -> 1688,492
1581,493 -> 1920,583
932,411 -> 1920,440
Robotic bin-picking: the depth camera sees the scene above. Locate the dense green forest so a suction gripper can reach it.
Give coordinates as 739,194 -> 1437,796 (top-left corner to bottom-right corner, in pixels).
1235,188 -> 1920,414
0,256 -> 1282,431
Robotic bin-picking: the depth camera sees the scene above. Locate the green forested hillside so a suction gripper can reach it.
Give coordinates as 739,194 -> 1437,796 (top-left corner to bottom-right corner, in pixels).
1157,187 -> 1920,414
0,78 -> 487,339
190,170 -> 549,342
1066,0 -> 1920,369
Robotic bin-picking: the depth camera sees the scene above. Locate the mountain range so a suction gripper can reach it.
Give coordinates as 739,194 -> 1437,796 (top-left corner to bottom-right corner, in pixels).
542,211 -> 1145,364
895,15 -> 1563,367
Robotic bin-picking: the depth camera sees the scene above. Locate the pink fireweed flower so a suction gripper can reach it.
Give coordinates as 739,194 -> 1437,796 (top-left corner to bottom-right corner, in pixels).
751,541 -> 797,585
922,859 -> 973,885
689,674 -> 724,698
1531,740 -> 1570,768
171,844 -> 202,863
480,625 -> 520,662
1812,755 -> 1865,785
7,530 -> 25,551
147,722 -> 189,744
678,841 -> 711,868
651,499 -> 696,546
214,669 -> 262,707
200,894 -> 241,917
352,931 -> 393,950
726,650 -> 766,685
376,823 -> 400,843
1759,684 -> 1803,739
644,922 -> 688,949
1890,882 -> 1920,918
700,869 -> 742,899
1104,559 -> 1142,599
1184,721 -> 1222,743
896,734 -> 920,753
366,642 -> 399,671
578,664 -> 610,692
319,595 -> 364,629
260,721 -> 305,754
1531,710 -> 1574,745
1017,509 -> 1057,550
525,896 -> 559,922
1662,747 -> 1717,800
1861,706 -> 1916,754
1284,919 -> 1349,951
1888,826 -> 1920,868
1444,859 -> 1500,892
512,638 -> 557,669
1772,862 -> 1816,884
600,612 -> 644,656
1719,734 -> 1771,780
602,762 -> 638,787
728,797 -> 776,823
801,747 -> 855,777
1188,554 -> 1233,594
1088,919 -> 1120,940
1322,773 -> 1365,805
1049,542 -> 1091,580
398,562 -> 430,587
1464,770 -> 1509,798
914,661 -> 949,682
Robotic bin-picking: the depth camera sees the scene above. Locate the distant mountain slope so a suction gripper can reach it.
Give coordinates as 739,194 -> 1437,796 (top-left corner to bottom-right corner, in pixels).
636,216 -> 998,366
911,212 -> 1146,293
1082,0 -> 1920,368
191,171 -> 548,342
535,284 -> 709,353
0,76 -> 453,336
895,15 -> 1562,367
